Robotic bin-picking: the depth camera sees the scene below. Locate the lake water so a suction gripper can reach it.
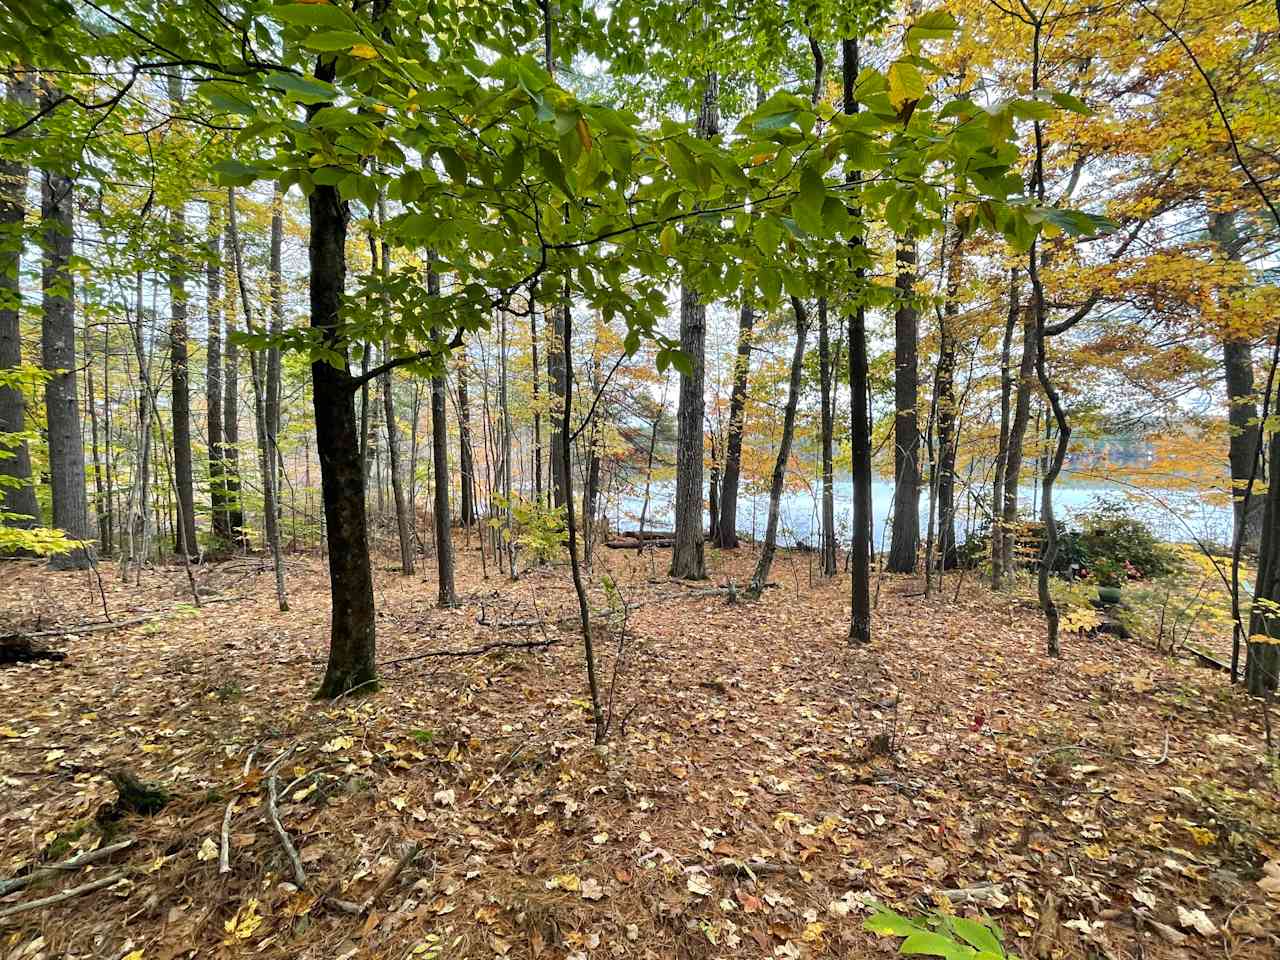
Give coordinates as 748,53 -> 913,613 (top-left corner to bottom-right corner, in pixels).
604,476 -> 1234,549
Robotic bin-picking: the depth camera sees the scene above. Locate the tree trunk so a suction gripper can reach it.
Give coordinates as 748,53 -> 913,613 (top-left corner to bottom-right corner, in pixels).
39,107 -> 92,570
671,280 -> 708,579
748,298 -> 810,597
1000,293 -> 1037,586
547,299 -> 567,509
206,203 -> 227,544
428,267 -> 456,606
671,71 -> 718,579
935,227 -> 963,572
166,76 -> 197,558
529,294 -> 542,507
226,188 -> 288,610
87,329 -> 108,553
843,37 -> 872,644
267,184 -> 285,523
122,271 -> 154,577
222,220 -> 245,548
717,299 -> 754,549
707,457 -> 720,545
992,268 -> 1019,585
815,298 -> 836,576
457,355 -> 475,527
1031,242 -> 1069,658
309,175 -> 377,699
557,242 -> 605,744
0,73 -> 40,533
1246,427 -> 1280,694
886,239 -> 919,573
1209,212 -> 1264,551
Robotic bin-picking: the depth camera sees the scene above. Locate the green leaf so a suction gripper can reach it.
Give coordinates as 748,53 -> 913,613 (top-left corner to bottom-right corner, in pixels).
1010,98 -> 1055,121
864,909 -> 920,938
754,109 -> 797,131
211,159 -> 266,186
196,81 -> 255,116
1049,91 -> 1091,115
793,165 -> 826,235
887,61 -> 926,110
900,931 -> 977,958
301,30 -> 368,52
498,147 -> 523,187
906,10 -> 960,53
950,919 -> 1001,955
658,224 -> 677,255
269,4 -> 354,29
437,146 -> 467,185
266,71 -> 336,105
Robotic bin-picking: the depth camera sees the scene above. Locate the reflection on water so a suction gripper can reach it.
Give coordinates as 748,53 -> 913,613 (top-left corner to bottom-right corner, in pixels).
604,477 -> 1232,549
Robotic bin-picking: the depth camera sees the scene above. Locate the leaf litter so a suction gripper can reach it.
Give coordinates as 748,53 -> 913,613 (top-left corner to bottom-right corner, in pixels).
0,545 -> 1277,959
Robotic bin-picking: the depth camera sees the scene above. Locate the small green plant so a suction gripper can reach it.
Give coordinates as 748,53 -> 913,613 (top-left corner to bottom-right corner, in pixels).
492,495 -> 566,564
865,906 -> 1020,959
409,729 -> 435,745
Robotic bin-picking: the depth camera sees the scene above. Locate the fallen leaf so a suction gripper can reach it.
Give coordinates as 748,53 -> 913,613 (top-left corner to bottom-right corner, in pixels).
687,873 -> 712,897
433,788 -> 456,807
1176,906 -> 1217,937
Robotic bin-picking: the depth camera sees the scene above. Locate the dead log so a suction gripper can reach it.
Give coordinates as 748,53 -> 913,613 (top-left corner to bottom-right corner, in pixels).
606,538 -> 673,549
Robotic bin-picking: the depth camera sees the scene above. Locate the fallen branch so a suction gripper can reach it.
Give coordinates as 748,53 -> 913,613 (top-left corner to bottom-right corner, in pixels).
1184,645 -> 1231,673
2,614 -> 161,642
219,799 -> 237,875
264,749 -> 306,887
933,884 -> 1008,904
0,870 -> 128,919
711,858 -> 802,878
359,843 -> 420,914
0,838 -> 135,897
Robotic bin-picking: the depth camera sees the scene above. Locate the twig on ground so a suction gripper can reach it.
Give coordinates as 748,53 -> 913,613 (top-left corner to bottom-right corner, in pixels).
242,744 -> 260,778
219,799 -> 237,875
1030,726 -> 1170,768
0,870 -> 129,919
474,740 -> 538,802
933,884 -> 1008,904
0,838 -> 135,897
264,747 -> 306,887
361,842 -> 420,913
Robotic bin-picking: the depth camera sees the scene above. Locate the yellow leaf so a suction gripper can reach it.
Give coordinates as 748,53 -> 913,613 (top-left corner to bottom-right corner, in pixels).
223,898 -> 263,942
122,951 -> 145,960
0,726 -> 20,738
349,43 -> 379,60
575,116 -> 592,153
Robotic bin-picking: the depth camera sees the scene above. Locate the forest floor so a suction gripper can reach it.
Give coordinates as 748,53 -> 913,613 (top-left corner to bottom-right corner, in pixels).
1,538 -> 1278,960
